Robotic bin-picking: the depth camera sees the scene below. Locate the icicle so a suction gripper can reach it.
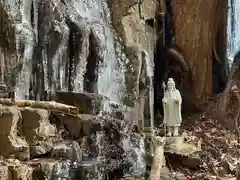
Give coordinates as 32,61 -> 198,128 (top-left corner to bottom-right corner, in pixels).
33,0 -> 38,44
0,49 -> 5,85
142,50 -> 155,132
42,48 -> 48,93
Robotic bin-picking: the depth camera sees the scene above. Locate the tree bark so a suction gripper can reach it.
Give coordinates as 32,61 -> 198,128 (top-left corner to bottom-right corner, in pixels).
172,0 -> 228,102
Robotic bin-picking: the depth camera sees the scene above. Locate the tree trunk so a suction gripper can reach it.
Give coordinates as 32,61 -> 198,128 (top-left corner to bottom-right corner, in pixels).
172,0 -> 228,102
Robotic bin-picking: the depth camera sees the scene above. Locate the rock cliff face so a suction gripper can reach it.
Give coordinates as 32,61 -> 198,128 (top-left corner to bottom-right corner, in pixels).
0,1 -> 157,179
0,99 -> 147,179
110,0 -> 156,106
0,0 -> 156,108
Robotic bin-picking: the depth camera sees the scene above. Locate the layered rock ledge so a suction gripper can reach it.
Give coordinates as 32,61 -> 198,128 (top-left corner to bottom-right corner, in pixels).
0,98 -> 131,180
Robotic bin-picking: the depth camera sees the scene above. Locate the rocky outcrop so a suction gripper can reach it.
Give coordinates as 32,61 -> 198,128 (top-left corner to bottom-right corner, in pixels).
109,0 -> 156,103
51,140 -> 82,161
21,108 -> 57,158
110,0 -> 156,52
0,106 -> 29,160
0,0 -> 159,178
0,100 -> 202,180
0,0 -> 155,109
0,103 -> 137,179
0,0 -> 156,141
55,91 -> 107,115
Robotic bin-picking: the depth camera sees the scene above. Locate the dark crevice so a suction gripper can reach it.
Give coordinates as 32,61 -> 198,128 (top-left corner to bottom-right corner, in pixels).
145,18 -> 154,28
83,30 -> 101,93
154,0 -> 201,116
212,55 -> 226,94
106,168 -> 125,180
212,29 -> 228,94
154,0 -> 175,116
32,169 -> 45,180
67,21 -> 81,91
31,1 -> 34,27
30,151 -> 51,159
165,0 -> 175,48
154,40 -> 166,116
32,36 -> 44,100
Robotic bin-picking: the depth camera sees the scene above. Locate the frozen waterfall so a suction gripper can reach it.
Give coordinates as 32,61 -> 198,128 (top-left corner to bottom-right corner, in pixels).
227,0 -> 240,67
3,0 -> 126,105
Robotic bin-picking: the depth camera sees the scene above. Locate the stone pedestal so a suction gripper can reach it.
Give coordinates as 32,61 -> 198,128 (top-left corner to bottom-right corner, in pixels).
154,136 -> 166,146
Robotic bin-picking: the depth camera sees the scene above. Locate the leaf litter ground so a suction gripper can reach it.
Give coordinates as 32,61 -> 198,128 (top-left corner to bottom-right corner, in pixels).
167,114 -> 240,180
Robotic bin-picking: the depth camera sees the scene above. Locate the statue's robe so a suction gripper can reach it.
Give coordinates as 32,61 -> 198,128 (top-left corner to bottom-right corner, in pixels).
163,89 -> 182,126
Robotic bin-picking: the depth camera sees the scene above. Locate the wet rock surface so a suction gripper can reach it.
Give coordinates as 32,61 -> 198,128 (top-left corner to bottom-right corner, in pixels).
51,112 -> 123,138
1,0 -> 149,104
0,106 -> 29,160
0,0 -> 200,179
51,140 -> 82,162
0,165 -> 11,180
21,107 -> 57,158
0,102 -> 205,180
0,104 -> 140,179
55,91 -> 107,115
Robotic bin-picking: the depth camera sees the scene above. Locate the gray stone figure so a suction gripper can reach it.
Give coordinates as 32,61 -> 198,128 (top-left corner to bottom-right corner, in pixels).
162,78 -> 182,136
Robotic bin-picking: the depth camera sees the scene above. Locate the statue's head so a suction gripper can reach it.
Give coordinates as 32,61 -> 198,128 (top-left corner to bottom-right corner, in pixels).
167,78 -> 175,91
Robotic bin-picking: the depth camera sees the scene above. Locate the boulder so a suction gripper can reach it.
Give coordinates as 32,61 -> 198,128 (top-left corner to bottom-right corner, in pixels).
164,142 -> 201,169
80,136 -> 98,159
26,158 -> 60,179
29,143 -> 53,158
0,165 -> 11,180
77,160 -> 105,180
7,159 -> 33,180
21,108 -> 57,158
55,91 -> 107,115
28,158 -> 84,179
28,158 -> 66,179
51,113 -> 123,138
0,106 -> 29,160
50,112 -> 125,163
51,113 -> 102,138
80,129 -> 124,161
51,140 -> 82,162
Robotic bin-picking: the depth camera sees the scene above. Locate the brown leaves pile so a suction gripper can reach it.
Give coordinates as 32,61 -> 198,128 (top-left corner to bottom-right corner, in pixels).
173,115 -> 240,180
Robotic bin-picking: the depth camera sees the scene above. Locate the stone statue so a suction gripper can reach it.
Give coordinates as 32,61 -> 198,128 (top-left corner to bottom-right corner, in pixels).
162,78 -> 182,136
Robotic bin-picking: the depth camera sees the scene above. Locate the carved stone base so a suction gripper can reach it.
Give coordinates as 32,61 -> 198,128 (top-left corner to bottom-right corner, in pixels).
165,136 -> 198,156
